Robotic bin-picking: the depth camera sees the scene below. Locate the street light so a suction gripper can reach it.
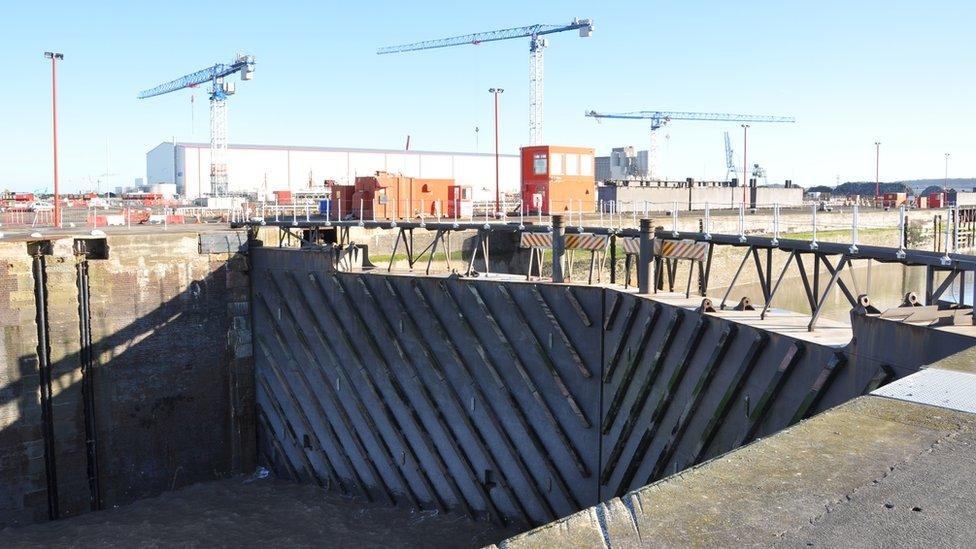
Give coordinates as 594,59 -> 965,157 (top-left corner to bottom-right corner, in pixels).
741,124 -> 750,206
45,52 -> 64,228
489,88 -> 504,217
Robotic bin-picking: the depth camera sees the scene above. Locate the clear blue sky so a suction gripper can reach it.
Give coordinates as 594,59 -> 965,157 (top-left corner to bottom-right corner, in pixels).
1,0 -> 974,193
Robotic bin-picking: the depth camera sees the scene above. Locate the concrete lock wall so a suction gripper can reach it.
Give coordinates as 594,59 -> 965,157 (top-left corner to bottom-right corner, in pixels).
251,246 -> 971,529
0,231 -> 254,528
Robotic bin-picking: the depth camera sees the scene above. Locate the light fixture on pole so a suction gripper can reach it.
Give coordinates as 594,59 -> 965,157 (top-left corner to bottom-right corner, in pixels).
45,51 -> 64,228
489,88 -> 504,217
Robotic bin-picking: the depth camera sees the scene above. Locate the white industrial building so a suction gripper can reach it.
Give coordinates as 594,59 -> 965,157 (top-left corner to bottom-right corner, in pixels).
146,142 -> 521,201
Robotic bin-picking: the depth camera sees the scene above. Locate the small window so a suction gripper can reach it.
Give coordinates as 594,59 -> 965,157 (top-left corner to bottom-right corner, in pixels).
422,184 -> 430,193
533,153 -> 548,175
551,153 -> 563,175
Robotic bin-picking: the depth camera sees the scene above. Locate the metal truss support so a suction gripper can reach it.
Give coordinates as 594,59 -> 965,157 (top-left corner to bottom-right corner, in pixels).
720,246 -> 754,310
808,255 -> 853,331
761,251 -> 796,320
466,229 -> 492,277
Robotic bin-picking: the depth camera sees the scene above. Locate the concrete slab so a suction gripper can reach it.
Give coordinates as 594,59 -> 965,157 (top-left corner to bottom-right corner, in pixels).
873,368 -> 976,414
499,396 -> 976,548
641,291 -> 855,347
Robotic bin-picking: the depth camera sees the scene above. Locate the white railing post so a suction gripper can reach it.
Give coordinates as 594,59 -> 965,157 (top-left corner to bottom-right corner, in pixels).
941,206 -> 953,265
954,205 -> 960,254
772,203 -> 780,246
738,202 -> 747,243
810,204 -> 819,250
897,205 -> 907,259
671,201 -> 679,237
849,204 -> 859,254
704,202 -> 711,240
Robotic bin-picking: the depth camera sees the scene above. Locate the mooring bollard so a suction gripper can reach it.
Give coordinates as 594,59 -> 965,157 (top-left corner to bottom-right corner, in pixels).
638,218 -> 652,293
552,214 -> 565,283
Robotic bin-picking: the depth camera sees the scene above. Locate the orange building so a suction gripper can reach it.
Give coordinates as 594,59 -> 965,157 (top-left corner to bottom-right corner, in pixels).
520,145 -> 596,215
882,192 -> 908,208
327,172 -> 470,220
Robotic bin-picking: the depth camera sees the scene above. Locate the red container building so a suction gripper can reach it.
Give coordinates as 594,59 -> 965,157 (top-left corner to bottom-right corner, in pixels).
520,145 -> 596,215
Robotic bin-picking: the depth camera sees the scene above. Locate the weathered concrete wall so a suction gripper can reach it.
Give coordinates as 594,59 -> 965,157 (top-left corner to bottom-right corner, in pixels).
251,246 -> 974,528
690,186 -> 742,209
0,231 -> 254,528
755,186 -> 804,207
0,245 -> 47,526
598,185 -> 802,212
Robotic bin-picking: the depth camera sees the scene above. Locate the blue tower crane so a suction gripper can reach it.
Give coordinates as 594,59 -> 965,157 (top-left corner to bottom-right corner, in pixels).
378,19 -> 594,145
585,109 -> 794,179
139,55 -> 256,196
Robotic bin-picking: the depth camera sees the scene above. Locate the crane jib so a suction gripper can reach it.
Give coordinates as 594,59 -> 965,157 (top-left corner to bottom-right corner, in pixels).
376,19 -> 593,55
137,58 -> 254,99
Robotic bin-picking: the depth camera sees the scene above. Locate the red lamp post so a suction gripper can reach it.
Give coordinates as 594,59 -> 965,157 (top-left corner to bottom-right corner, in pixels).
489,87 -> 504,217
45,51 -> 64,228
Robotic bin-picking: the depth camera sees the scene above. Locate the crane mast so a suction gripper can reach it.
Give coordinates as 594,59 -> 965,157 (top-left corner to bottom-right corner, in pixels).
379,19 -> 593,145
724,131 -> 736,181
139,54 -> 255,196
586,110 -> 794,179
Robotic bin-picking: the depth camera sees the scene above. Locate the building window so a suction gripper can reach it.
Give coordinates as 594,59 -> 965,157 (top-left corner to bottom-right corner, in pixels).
581,154 -> 593,176
551,153 -> 563,175
565,154 -> 579,176
533,153 -> 548,175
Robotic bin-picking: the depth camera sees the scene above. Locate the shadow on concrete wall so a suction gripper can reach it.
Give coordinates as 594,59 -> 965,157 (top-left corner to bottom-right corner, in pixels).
0,252 -> 253,528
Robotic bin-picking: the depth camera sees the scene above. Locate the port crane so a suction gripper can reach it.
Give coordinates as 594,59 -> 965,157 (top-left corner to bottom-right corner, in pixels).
378,19 -> 594,145
586,110 -> 794,179
139,55 -> 256,196
724,131 -> 736,181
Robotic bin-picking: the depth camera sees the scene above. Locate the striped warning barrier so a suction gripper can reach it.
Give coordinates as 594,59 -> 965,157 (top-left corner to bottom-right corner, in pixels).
519,232 -> 553,249
565,233 -> 609,251
621,237 -> 639,255
660,239 -> 708,261
619,237 -> 662,255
